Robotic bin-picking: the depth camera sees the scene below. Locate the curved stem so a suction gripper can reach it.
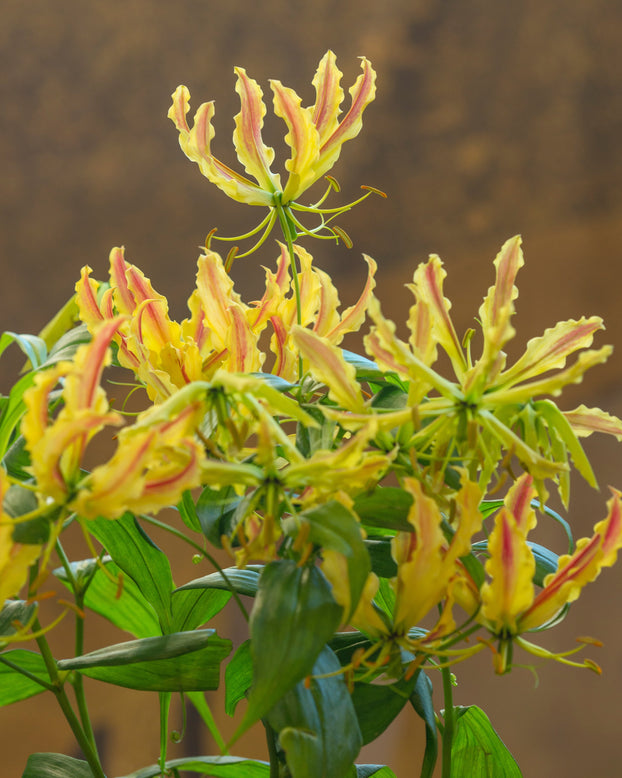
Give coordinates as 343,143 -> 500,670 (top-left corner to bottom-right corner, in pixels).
440,663 -> 455,778
139,513 -> 249,621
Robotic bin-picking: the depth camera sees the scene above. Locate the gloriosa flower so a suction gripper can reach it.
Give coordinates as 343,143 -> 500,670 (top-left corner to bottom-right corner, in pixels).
324,474 -> 483,653
477,473 -> 622,672
168,51 -> 378,254
76,243 -> 375,400
21,323 -> 207,519
168,50 -> 376,208
297,236 -> 622,503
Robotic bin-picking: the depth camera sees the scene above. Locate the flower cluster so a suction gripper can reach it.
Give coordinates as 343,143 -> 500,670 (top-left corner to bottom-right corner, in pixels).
2,49 -> 622,778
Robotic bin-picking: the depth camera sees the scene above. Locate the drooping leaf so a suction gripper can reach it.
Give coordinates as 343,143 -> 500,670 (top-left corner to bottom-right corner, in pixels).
88,513 -> 174,633
22,753 -> 94,778
268,646 -> 362,778
450,705 -> 522,777
225,639 -> 253,716
0,650 -> 49,705
234,560 -> 342,741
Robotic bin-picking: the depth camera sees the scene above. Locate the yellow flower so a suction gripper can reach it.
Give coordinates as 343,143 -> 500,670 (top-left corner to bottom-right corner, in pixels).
479,473 -> 622,672
168,51 -> 376,208
324,474 -> 483,653
76,244 -> 376,396
0,471 -> 42,603
21,319 -> 124,505
71,383 -> 208,520
299,236 -> 622,502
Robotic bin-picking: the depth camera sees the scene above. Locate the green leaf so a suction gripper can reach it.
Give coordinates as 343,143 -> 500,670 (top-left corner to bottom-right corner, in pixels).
225,639 -> 252,716
117,756 -> 270,778
0,331 -> 47,369
193,485 -> 244,547
54,558 -> 160,639
0,371 -> 36,460
178,489 -> 202,532
0,650 -> 49,705
45,323 -> 91,366
22,753 -> 94,778
171,587 -> 231,632
58,630 -> 231,692
351,673 -> 417,745
342,350 -> 385,382
353,487 -> 414,533
365,538 -> 397,578
410,671 -> 438,778
450,705 -> 521,777
235,561 -> 342,742
58,629 -> 220,669
177,566 -> 262,598
268,646 -> 362,778
4,484 -> 50,545
0,600 -> 37,638
371,385 -> 408,410
284,500 -> 370,620
88,513 -> 174,633
353,768 -> 397,778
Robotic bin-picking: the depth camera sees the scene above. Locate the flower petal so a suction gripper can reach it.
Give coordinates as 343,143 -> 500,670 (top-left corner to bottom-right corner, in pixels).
271,79 -> 320,204
169,86 -> 272,206
233,68 -> 280,193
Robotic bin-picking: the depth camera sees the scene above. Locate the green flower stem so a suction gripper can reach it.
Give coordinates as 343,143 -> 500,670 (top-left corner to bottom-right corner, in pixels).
263,719 -> 281,778
33,620 -> 106,778
159,692 -> 172,776
440,663 -> 455,778
54,538 -> 100,756
274,200 -> 302,328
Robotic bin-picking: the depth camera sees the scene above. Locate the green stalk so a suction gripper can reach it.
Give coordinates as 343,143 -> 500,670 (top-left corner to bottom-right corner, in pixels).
159,692 -> 172,776
34,621 -> 106,778
55,538 -> 100,757
440,664 -> 455,778
274,200 -> 304,381
263,719 -> 281,778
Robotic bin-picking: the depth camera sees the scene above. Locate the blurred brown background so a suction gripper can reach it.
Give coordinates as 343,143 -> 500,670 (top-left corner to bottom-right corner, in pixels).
2,1 -> 622,776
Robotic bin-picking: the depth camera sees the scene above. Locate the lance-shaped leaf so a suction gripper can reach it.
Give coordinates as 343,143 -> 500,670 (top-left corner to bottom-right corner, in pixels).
410,671 -> 438,778
87,513 -> 174,633
233,560 -> 342,742
58,630 -> 231,692
267,646 -> 362,778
